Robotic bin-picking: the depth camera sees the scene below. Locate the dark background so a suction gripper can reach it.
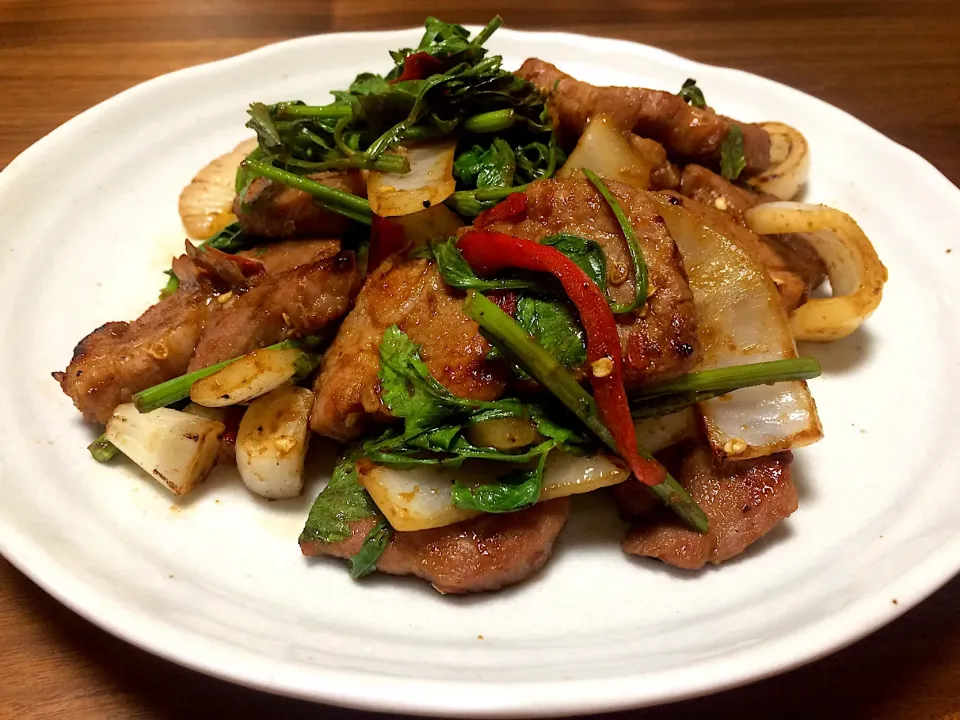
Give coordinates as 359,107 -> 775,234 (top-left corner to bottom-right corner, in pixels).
1,1 -> 958,718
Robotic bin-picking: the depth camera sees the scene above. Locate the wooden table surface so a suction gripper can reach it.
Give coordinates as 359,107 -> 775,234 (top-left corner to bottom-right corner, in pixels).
1,1 -> 959,718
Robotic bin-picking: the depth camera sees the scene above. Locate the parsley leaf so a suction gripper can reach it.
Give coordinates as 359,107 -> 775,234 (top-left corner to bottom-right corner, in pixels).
515,296 -> 586,368
541,233 -> 606,291
451,450 -> 550,513
432,239 -> 551,293
678,78 -> 707,108
453,138 -> 516,189
720,125 -> 747,180
298,451 -> 378,544
349,517 -> 393,579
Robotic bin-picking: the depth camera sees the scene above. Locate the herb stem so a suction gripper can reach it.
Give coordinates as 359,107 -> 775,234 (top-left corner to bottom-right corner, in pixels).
463,109 -> 515,134
88,434 -> 120,463
472,15 -> 503,47
464,290 -> 708,533
276,104 -> 353,119
241,160 -> 373,225
583,168 -> 648,314
279,154 -> 410,174
638,358 -> 822,398
131,339 -> 300,413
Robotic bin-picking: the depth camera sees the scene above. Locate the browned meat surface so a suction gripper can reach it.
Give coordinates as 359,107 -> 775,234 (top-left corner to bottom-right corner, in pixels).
517,59 -> 770,175
481,176 -> 700,387
234,170 -> 366,238
627,135 -> 681,191
664,187 -> 826,312
679,163 -> 770,224
311,255 -> 508,441
623,444 -> 797,569
189,252 -> 362,370
301,498 -> 571,594
55,287 -> 215,424
238,239 -> 341,275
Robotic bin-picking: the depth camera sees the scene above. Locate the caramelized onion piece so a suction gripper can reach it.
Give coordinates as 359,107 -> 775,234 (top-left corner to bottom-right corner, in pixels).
367,140 -> 457,217
178,138 -> 257,239
656,198 -> 823,460
745,202 -> 887,342
746,122 -> 810,200
558,115 -> 653,190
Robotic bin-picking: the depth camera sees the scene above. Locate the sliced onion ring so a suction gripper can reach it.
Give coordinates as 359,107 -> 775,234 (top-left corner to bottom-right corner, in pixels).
746,122 -> 810,200
656,198 -> 823,460
745,202 -> 888,342
366,140 -> 457,217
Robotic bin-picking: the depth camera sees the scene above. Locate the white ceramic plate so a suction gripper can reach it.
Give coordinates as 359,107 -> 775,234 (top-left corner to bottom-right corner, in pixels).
1,26 -> 959,718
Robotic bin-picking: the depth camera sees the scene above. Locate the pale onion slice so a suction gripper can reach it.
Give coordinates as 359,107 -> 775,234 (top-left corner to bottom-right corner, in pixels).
359,409 -> 696,532
104,404 -> 224,495
657,200 -> 823,460
182,402 -> 226,423
744,202 -> 888,342
178,137 -> 257,239
367,140 -> 457,217
236,386 -> 313,499
557,115 -> 653,190
464,417 -> 540,451
746,122 -> 810,200
389,203 -> 464,248
189,347 -> 303,408
633,407 -> 699,454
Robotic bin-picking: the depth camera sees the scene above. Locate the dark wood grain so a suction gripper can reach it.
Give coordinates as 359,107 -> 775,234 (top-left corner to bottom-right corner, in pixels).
1,1 -> 958,718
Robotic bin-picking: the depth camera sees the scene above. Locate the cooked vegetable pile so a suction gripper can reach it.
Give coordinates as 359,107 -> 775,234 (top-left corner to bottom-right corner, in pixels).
57,16 -> 888,593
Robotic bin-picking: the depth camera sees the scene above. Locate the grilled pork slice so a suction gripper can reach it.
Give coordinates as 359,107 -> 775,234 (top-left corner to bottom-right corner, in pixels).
310,255 -> 509,441
301,498 -> 571,594
234,170 -> 366,238
189,252 -> 362,370
622,444 -> 797,569
481,176 -> 700,387
55,287 -> 216,424
516,58 -> 771,176
237,238 -> 342,274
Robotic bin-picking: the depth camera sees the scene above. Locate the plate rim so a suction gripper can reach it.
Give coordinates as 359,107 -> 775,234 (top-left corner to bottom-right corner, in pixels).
1,25 -> 959,718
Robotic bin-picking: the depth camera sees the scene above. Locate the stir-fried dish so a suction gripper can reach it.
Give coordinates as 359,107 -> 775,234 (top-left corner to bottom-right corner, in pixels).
56,17 -> 887,593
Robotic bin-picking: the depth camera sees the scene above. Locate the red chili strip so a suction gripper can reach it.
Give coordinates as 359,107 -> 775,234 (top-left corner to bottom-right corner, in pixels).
474,192 -> 528,228
457,229 -> 665,486
390,52 -> 445,83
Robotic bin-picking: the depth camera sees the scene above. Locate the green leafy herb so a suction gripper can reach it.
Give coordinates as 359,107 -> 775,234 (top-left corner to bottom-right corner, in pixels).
678,78 -> 706,108
451,451 -> 549,513
720,125 -> 747,180
431,238 -> 551,293
349,517 -> 393,579
453,138 -> 516,189
541,233 -> 606,291
159,270 -> 179,299
246,102 -> 283,151
582,168 -> 648,314
299,451 -> 378,544
515,296 -> 586,368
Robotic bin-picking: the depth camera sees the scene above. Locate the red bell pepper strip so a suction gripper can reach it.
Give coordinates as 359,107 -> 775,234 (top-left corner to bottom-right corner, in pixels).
369,215 -> 407,272
457,229 -> 665,486
390,52 -> 445,84
474,192 -> 528,227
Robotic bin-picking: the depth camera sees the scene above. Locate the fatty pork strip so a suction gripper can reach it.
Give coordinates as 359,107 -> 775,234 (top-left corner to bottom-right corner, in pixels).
301,497 -> 571,594
619,443 -> 797,569
481,176 -> 701,387
516,59 -> 771,175
668,165 -> 827,311
310,254 -> 509,441
234,170 -> 366,238
55,239 -> 352,424
54,272 -> 216,424
188,248 -> 363,370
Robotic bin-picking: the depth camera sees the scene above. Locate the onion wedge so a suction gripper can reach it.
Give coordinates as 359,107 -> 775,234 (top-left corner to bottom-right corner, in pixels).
746,122 -> 810,200
236,386 -> 313,499
558,115 -> 653,190
189,347 -> 306,408
358,409 -> 696,532
178,138 -> 257,239
657,199 -> 823,460
367,140 -> 457,217
745,202 -> 888,342
104,404 -> 224,495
